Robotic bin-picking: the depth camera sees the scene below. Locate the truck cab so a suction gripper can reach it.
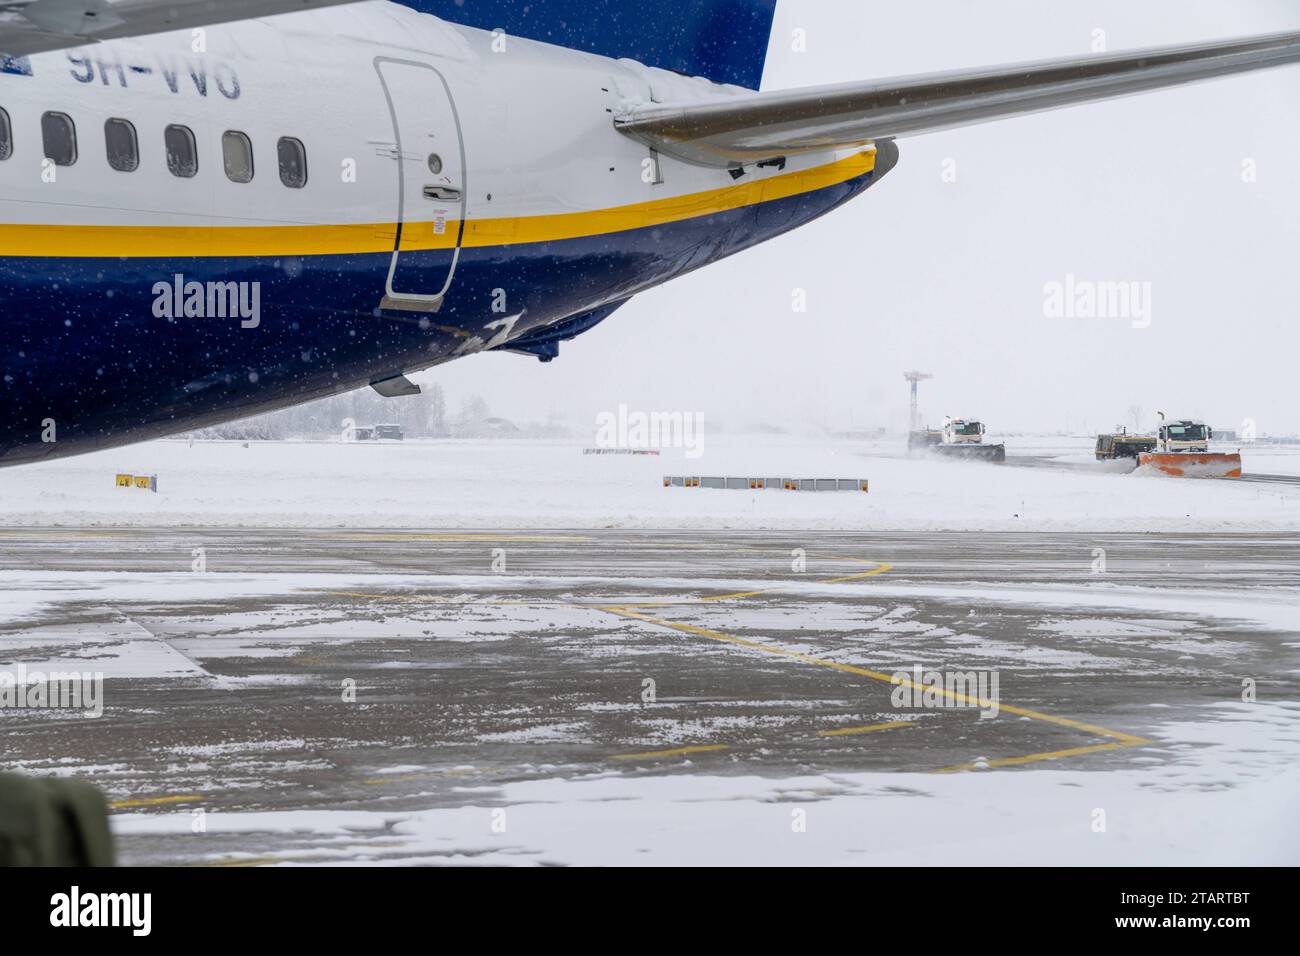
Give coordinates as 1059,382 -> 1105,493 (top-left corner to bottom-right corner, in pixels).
942,419 -> 986,445
1095,429 -> 1157,460
1157,420 -> 1211,453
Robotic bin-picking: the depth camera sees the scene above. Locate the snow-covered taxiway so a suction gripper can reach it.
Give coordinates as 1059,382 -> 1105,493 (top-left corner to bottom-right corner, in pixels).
2,519 -> 1297,866
1,434 -> 1298,532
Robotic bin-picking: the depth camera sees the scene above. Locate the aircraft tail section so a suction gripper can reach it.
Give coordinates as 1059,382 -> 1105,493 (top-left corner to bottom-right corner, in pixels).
401,0 -> 779,89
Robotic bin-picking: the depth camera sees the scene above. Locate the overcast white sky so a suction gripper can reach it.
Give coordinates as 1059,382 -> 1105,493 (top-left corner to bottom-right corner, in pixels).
422,0 -> 1300,437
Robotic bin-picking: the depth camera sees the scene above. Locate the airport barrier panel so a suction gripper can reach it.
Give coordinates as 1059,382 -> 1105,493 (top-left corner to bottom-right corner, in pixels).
664,477 -> 869,492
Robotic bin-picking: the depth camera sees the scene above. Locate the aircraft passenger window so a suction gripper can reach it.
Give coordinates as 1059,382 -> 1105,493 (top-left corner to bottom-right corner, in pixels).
222,130 -> 254,183
277,137 -> 307,188
164,124 -> 198,178
0,108 -> 11,161
104,118 -> 139,173
41,111 -> 77,166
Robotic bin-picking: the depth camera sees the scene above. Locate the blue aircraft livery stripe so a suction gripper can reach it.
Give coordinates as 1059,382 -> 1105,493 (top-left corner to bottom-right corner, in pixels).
400,0 -> 779,89
0,162 -> 882,467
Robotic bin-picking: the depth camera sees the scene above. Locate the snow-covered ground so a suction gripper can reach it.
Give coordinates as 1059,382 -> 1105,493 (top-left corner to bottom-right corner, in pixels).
1,435 -> 1298,531
5,547 -> 1296,866
6,434 -> 1298,865
110,705 -> 1300,866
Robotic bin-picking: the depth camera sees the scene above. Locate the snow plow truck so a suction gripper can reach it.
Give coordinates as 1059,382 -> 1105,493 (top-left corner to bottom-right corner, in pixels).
1136,413 -> 1242,479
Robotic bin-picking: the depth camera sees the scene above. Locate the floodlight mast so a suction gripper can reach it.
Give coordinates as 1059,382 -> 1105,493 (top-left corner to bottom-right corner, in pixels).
904,371 -> 933,432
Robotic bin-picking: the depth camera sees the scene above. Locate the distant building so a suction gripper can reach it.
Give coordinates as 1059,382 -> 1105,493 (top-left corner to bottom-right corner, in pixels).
454,416 -> 521,438
481,417 -> 522,437
833,428 -> 888,441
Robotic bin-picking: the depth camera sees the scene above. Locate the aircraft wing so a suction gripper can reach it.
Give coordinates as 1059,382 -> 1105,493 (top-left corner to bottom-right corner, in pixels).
0,0 -> 361,57
615,30 -> 1300,167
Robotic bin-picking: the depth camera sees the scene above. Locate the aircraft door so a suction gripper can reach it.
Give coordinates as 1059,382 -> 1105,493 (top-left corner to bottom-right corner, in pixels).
375,57 -> 466,312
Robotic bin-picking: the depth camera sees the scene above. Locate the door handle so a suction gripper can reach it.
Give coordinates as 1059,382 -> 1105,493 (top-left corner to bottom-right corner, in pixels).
423,185 -> 462,202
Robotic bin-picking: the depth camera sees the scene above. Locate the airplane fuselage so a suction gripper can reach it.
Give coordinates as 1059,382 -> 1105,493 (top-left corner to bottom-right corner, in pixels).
0,2 -> 886,466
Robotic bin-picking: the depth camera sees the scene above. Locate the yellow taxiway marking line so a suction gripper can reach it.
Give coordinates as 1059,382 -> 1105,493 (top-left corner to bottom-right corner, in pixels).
314,533 -> 592,543
591,557 -> 893,606
820,566 -> 896,585
199,841 -> 412,868
612,744 -> 730,761
323,549 -> 1147,770
321,590 -> 454,603
598,605 -> 1151,765
936,742 -> 1132,773
817,721 -> 915,738
318,567 -> 890,610
110,794 -> 206,809
362,768 -> 486,785
614,721 -> 910,761
0,530 -> 134,538
593,562 -> 886,606
318,554 -> 893,609
200,857 -> 282,868
699,590 -> 770,602
817,556 -> 897,583
579,600 -> 680,608
319,592 -> 663,609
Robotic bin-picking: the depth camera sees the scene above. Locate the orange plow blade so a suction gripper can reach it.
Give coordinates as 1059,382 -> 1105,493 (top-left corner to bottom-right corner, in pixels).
1137,452 -> 1243,479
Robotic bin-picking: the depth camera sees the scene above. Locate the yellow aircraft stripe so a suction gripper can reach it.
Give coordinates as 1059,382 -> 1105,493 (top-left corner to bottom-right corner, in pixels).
0,151 -> 874,258
467,151 -> 875,248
